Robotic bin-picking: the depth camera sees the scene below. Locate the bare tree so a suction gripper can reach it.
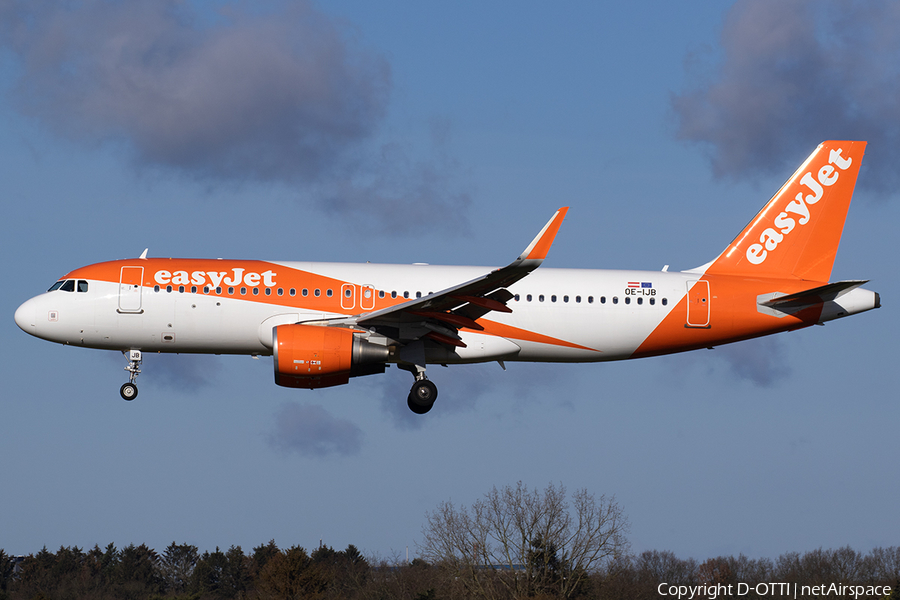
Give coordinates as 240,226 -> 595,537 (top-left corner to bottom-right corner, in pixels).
419,481 -> 629,599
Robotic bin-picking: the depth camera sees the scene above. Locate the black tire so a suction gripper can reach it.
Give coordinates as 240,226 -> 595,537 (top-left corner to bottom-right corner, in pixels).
408,394 -> 432,414
120,383 -> 138,401
408,380 -> 437,413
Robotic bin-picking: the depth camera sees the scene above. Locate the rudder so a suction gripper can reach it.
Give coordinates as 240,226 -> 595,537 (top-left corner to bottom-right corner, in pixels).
705,140 -> 866,282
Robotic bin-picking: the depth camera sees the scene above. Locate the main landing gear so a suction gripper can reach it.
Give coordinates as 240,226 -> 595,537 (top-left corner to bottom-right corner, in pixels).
402,364 -> 438,414
120,349 -> 142,401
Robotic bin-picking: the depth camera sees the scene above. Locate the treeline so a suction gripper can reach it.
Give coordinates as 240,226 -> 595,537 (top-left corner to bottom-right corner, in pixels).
1,543 -> 898,600
602,548 -> 900,600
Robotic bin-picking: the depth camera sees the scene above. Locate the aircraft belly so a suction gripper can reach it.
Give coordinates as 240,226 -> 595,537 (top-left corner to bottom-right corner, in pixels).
492,300 -> 675,362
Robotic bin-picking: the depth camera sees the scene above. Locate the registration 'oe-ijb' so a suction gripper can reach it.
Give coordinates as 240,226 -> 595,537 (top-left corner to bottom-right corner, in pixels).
14,141 -> 880,414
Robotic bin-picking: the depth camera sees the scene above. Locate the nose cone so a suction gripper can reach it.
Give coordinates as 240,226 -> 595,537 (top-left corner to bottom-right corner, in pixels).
14,299 -> 36,334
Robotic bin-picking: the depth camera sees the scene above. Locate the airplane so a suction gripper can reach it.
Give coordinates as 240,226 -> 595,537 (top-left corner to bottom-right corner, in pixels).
14,140 -> 879,414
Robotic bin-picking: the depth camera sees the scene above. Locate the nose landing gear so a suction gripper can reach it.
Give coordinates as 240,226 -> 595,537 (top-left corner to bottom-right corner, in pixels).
120,349 -> 142,401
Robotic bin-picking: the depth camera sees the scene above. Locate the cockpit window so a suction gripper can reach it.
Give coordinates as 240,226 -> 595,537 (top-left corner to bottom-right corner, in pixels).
77,280 -> 89,293
48,281 -> 65,292
59,280 -> 75,292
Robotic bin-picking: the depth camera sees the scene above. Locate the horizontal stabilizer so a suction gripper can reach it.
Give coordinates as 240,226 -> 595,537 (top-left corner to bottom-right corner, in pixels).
759,280 -> 868,310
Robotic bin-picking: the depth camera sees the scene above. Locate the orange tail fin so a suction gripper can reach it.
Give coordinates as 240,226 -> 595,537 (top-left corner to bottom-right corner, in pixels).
705,140 -> 866,282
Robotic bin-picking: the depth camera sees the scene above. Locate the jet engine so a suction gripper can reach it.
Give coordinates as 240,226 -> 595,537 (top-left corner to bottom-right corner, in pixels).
273,324 -> 389,389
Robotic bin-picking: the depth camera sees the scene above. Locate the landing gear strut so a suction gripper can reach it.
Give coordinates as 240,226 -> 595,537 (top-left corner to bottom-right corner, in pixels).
120,349 -> 142,401
401,364 -> 438,414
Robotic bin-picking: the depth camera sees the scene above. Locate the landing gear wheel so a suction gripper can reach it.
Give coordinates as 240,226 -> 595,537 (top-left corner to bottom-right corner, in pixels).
120,382 -> 138,401
408,394 -> 432,414
408,379 -> 438,414
121,349 -> 142,401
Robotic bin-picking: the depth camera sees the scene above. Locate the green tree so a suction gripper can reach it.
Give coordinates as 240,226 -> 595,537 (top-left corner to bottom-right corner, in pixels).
161,542 -> 199,594
251,540 -> 280,582
116,543 -> 164,598
0,550 -> 15,600
191,547 -> 228,597
257,545 -> 326,600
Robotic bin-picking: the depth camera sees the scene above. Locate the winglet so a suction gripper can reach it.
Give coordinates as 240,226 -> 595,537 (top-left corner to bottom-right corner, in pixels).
517,207 -> 569,263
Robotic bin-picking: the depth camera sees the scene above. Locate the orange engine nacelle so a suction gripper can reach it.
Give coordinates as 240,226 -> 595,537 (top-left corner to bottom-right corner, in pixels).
273,324 -> 389,389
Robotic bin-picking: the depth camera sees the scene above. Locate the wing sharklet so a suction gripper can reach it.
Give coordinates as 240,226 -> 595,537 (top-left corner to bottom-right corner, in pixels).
518,207 -> 569,262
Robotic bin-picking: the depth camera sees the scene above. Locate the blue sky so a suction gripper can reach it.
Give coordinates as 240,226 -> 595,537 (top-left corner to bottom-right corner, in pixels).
1,0 -> 897,561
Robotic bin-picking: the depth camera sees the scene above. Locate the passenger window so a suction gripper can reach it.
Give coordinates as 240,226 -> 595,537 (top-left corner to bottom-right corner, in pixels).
514,294 -> 520,301
662,298 -> 668,306
563,295 -> 568,303
637,297 -> 642,305
403,291 -> 409,299
277,288 -> 283,296
613,297 -> 618,304
204,286 -> 210,294
166,285 -> 173,293
252,288 -> 259,295
575,296 -> 581,303
391,291 -> 397,299
527,294 -> 532,302
416,291 -> 422,298
216,287 -> 222,294
178,286 -> 185,293
551,295 -> 557,302
48,281 -> 65,292
154,285 -> 161,292
228,287 -> 234,295
314,289 -> 321,297
289,288 -> 296,296
60,280 -> 75,292
302,289 -> 308,296
77,280 -> 89,292
326,289 -> 333,297
379,291 -> 385,298
539,295 -> 545,302
650,298 -> 655,305
240,287 -> 247,295
191,286 -> 197,294
588,296 -> 594,304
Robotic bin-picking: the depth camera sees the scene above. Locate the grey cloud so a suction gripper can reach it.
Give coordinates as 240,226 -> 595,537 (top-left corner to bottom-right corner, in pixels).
316,136 -> 472,235
0,1 -> 475,233
712,336 -> 791,387
0,0 -> 390,183
144,353 -> 221,392
268,402 -> 363,457
672,0 -> 900,193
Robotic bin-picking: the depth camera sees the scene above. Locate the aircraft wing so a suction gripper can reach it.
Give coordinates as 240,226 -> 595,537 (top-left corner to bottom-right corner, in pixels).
354,207 -> 568,348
